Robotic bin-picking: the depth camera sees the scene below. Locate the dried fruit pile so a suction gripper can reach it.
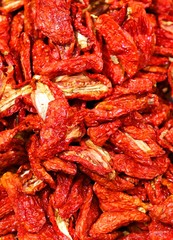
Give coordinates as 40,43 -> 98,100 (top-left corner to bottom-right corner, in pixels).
0,0 -> 173,239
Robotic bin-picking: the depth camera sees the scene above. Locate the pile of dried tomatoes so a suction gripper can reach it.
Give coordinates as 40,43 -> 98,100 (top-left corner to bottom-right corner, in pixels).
0,0 -> 173,239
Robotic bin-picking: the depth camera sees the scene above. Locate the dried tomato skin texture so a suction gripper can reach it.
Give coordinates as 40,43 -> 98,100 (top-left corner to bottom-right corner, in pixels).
43,157 -> 77,175
122,2 -> 155,69
102,45 -> 125,85
1,0 -> 173,239
75,186 -> 95,239
110,130 -> 152,165
58,175 -> 85,220
1,172 -> 46,233
17,223 -> 59,240
0,15 -> 10,55
20,32 -> 32,82
93,183 -> 149,212
96,14 -> 139,77
52,173 -> 74,209
35,0 -> 74,45
80,166 -> 135,191
112,153 -> 170,179
149,195 -> 173,225
89,210 -> 150,235
87,120 -> 121,146
0,213 -> 18,236
28,134 -> 56,189
31,78 -> 70,159
9,11 -> 24,54
33,50 -> 103,78
85,94 -> 159,127
0,195 -> 13,219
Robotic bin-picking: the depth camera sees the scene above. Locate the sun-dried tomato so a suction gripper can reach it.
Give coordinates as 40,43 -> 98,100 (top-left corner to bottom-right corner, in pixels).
87,119 -> 121,146
89,209 -> 150,235
43,157 -> 77,176
102,45 -> 125,85
24,0 -> 38,39
54,73 -> 113,101
51,173 -> 74,210
123,2 -> 155,69
151,0 -> 173,15
96,14 -> 139,78
19,32 -> 32,82
31,77 -> 70,158
110,77 -> 155,98
80,166 -> 134,191
17,164 -> 46,195
0,195 -> 13,219
1,172 -> 46,233
111,130 -> 153,165
57,174 -> 85,220
85,94 -> 159,127
33,46 -> 103,78
60,138 -> 114,176
143,102 -> 171,126
0,213 -> 17,236
28,134 -> 56,189
0,14 -> 10,55
47,197 -> 73,240
0,0 -> 173,239
35,0 -> 74,45
149,220 -> 173,240
150,195 -> 173,225
75,185 -> 99,240
9,11 -> 24,54
17,223 -> 59,240
93,183 -> 149,212
112,153 -> 170,179
145,176 -> 170,205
